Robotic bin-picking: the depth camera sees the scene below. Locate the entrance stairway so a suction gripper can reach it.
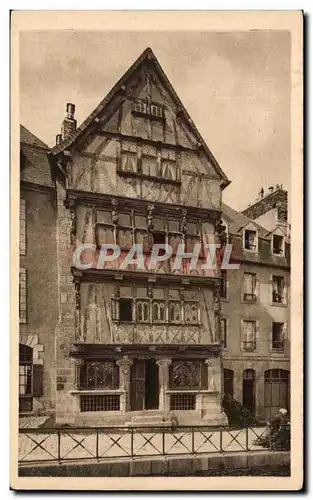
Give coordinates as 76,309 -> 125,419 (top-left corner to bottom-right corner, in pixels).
126,410 -> 172,427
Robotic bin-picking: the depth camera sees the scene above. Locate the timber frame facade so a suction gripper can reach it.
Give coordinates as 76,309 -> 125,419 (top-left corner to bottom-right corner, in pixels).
49,47 -> 230,426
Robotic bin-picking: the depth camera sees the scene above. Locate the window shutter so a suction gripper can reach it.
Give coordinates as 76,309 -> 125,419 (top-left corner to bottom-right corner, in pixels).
33,364 -> 44,397
283,279 -> 288,305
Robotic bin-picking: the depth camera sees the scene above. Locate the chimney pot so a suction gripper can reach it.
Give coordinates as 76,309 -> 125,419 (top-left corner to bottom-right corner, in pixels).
269,186 -> 274,193
259,187 -> 264,199
66,102 -> 75,119
56,134 -> 62,145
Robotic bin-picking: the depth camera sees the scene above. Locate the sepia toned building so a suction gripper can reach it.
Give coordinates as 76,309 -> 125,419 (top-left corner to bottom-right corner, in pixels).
221,186 -> 290,421
18,50 -> 290,427
19,125 -> 58,419
48,47 -> 230,426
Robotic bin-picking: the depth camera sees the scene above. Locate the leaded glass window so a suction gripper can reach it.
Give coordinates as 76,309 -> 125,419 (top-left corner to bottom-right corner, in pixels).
80,361 -> 119,389
136,299 -> 150,323
170,360 -> 207,390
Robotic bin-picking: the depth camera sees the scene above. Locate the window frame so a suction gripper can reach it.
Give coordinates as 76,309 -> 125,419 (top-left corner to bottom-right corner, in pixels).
272,322 -> 285,351
272,275 -> 286,305
272,233 -> 285,257
243,228 -> 259,253
243,272 -> 257,302
79,360 -> 120,390
241,319 -> 257,351
111,284 -> 200,326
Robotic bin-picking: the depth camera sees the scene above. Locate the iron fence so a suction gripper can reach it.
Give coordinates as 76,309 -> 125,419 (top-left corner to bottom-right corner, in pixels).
17,424 -> 282,465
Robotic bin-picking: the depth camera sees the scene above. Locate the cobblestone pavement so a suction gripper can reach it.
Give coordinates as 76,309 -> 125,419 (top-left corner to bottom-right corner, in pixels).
19,426 -> 269,463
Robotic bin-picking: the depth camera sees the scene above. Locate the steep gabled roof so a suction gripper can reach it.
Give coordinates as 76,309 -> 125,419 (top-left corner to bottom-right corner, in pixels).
222,203 -> 269,240
51,47 -> 230,189
20,125 -> 49,150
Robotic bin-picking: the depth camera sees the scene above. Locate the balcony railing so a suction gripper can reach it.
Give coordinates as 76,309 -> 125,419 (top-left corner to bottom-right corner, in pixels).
18,424 -> 283,465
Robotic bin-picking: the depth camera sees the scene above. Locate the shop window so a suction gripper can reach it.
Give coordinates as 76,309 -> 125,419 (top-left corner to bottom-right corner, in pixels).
170,360 -> 207,390
79,361 -> 119,390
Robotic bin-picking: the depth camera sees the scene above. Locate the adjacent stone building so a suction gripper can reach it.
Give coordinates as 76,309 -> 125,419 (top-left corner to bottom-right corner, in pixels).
19,125 -> 58,417
221,186 -> 290,421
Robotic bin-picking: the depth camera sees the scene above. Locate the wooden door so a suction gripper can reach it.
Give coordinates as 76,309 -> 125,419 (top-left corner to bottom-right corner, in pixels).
130,360 -> 146,411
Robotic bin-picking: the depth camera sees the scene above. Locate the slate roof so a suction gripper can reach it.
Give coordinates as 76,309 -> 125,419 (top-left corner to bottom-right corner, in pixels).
20,125 -> 49,150
222,203 -> 269,240
20,125 -> 53,187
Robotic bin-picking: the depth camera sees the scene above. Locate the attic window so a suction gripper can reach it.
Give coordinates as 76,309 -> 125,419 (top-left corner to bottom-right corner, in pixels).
150,104 -> 163,118
132,100 -> 163,119
244,230 -> 257,251
133,101 -> 147,114
272,234 -> 284,256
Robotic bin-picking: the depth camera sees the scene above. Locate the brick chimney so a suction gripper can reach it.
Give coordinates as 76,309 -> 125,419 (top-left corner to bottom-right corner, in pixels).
61,103 -> 77,141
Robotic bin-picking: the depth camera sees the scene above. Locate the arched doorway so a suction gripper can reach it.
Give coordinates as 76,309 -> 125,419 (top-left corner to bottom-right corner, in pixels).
264,369 -> 290,419
223,369 -> 234,399
243,369 -> 256,416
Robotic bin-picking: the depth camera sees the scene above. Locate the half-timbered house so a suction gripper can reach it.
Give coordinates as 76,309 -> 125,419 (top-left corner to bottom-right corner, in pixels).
50,48 -> 230,426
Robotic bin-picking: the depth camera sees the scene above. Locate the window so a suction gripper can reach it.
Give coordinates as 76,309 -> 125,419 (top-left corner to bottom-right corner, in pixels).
119,298 -> 133,322
19,268 -> 27,323
150,104 -> 163,118
170,360 -> 207,390
272,322 -> 284,350
136,299 -> 150,323
244,273 -> 257,301
272,234 -> 284,256
19,344 -> 43,413
79,361 -> 119,390
111,285 -> 199,325
132,100 -> 147,114
20,199 -> 26,255
272,275 -> 285,304
221,270 -> 227,299
152,301 -> 166,322
80,394 -> 120,412
244,230 -> 257,251
132,100 -> 163,119
170,394 -> 196,410
169,301 -> 182,323
19,344 -> 32,413
242,320 -> 257,350
221,318 -> 227,348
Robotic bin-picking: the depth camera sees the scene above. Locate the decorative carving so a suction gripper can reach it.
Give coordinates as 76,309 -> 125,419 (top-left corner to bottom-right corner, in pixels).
213,283 -> 221,343
147,204 -> 154,232
180,209 -> 187,235
205,359 -> 217,392
111,198 -> 119,225
68,199 -> 77,249
74,280 -> 81,341
114,280 -> 120,298
179,286 -> 185,300
147,281 -> 154,298
215,219 -> 227,247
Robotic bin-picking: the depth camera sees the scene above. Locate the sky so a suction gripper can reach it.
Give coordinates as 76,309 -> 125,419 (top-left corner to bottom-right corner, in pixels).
20,30 -> 291,211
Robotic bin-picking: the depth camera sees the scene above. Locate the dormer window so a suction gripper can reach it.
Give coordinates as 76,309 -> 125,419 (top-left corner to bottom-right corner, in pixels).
244,229 -> 258,252
272,234 -> 285,256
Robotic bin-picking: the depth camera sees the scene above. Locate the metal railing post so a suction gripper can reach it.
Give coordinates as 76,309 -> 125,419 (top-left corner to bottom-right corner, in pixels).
220,428 -> 223,452
130,427 -> 134,458
191,428 -> 195,454
162,427 -> 166,455
96,428 -> 99,461
57,429 -> 61,464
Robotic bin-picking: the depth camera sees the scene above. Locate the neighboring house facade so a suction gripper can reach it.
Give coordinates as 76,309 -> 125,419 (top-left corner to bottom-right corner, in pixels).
49,47 -> 230,427
220,187 -> 290,422
19,125 -> 58,417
